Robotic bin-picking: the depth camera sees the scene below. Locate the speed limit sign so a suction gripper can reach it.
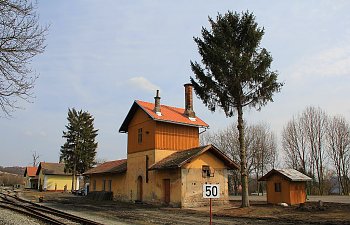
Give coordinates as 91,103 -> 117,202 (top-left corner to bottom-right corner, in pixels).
203,184 -> 220,198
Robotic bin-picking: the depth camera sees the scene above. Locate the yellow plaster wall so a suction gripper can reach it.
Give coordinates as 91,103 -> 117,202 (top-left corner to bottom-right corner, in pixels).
152,169 -> 182,206
89,173 -> 127,200
181,152 -> 229,207
45,175 -> 72,191
89,150 -> 230,207
125,150 -> 182,206
154,149 -> 177,162
184,151 -> 225,169
37,169 -> 75,191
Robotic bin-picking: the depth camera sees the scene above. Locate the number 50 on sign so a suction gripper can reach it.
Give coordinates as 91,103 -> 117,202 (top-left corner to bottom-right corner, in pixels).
203,184 -> 220,198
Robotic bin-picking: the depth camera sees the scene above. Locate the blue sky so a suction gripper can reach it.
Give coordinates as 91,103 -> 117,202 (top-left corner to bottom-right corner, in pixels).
1,0 -> 350,167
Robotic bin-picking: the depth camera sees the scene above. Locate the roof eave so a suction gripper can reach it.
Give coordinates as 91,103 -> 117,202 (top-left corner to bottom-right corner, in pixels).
153,118 -> 209,129
119,101 -> 209,133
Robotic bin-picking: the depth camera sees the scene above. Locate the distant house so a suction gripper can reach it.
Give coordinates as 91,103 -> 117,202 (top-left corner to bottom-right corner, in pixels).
259,169 -> 312,205
84,84 -> 239,207
24,166 -> 38,189
36,162 -> 79,191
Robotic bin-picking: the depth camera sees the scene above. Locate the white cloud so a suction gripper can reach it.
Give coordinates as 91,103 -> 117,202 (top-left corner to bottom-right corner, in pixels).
127,76 -> 160,93
289,45 -> 350,81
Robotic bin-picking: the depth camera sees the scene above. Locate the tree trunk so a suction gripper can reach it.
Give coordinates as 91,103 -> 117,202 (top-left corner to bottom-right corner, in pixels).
237,106 -> 249,207
71,162 -> 76,192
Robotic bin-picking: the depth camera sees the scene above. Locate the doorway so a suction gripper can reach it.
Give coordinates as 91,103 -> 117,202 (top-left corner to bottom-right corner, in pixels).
137,176 -> 143,202
164,179 -> 170,205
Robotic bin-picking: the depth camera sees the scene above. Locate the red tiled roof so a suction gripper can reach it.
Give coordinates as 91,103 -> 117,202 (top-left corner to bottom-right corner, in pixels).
24,167 -> 37,177
119,100 -> 209,132
83,159 -> 127,175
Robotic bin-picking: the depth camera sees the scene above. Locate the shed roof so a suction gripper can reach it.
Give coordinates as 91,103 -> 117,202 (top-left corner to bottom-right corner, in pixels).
83,159 -> 127,175
24,166 -> 37,177
258,169 -> 312,182
119,100 -> 208,133
36,162 -> 71,176
149,144 -> 239,170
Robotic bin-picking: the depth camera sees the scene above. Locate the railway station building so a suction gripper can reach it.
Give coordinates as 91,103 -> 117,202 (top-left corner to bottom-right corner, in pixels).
84,84 -> 238,207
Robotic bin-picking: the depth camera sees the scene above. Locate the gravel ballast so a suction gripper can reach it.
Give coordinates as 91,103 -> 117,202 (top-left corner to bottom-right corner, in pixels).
0,208 -> 43,225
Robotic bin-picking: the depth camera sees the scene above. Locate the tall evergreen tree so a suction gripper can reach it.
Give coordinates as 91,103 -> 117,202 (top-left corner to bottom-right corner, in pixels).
190,11 -> 283,207
60,108 -> 98,191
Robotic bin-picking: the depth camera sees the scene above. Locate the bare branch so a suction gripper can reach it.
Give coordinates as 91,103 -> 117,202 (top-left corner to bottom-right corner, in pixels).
0,0 -> 48,117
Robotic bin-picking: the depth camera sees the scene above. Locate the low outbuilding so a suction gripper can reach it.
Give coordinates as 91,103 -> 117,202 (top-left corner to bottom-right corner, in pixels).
24,166 -> 38,189
258,169 -> 311,205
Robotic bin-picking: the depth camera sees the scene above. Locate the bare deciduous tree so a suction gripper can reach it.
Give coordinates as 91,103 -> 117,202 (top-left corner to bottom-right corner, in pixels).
326,115 -> 350,195
250,124 -> 277,195
0,0 -> 47,117
282,117 -> 308,173
302,106 -> 327,195
201,122 -> 277,195
283,106 -> 329,195
32,150 -> 39,167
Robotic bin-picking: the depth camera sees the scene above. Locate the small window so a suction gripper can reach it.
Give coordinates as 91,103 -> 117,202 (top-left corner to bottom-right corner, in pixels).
108,180 -> 112,192
202,165 -> 211,178
275,183 -> 281,192
138,128 -> 143,143
103,179 -> 106,191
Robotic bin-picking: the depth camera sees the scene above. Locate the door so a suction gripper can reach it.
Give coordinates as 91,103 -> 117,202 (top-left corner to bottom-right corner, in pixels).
137,176 -> 143,201
164,179 -> 170,205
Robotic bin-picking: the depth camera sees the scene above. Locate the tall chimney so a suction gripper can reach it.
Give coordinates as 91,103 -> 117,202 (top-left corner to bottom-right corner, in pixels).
184,83 -> 196,118
154,90 -> 161,116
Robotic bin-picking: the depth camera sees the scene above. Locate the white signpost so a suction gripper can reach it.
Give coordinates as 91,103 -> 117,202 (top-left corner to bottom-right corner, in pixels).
203,184 -> 220,225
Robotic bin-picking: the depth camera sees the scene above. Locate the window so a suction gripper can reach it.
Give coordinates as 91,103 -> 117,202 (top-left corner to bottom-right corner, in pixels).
138,128 -> 143,143
108,180 -> 112,192
103,179 -> 106,191
202,165 -> 211,178
275,183 -> 281,192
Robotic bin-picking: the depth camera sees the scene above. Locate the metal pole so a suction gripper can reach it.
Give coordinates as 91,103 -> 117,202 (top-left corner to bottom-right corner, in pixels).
210,198 -> 212,225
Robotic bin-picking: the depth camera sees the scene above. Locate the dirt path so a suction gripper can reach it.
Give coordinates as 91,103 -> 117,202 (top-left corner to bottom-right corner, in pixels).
20,190 -> 350,225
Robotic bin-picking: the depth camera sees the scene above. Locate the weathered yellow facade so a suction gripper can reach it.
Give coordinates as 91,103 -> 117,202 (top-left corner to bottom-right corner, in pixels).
38,174 -> 72,191
181,151 -> 229,207
89,173 -> 127,200
36,162 -> 78,191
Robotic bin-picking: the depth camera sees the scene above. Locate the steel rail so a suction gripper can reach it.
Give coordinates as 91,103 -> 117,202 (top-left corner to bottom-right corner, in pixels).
0,201 -> 65,225
1,193 -> 105,225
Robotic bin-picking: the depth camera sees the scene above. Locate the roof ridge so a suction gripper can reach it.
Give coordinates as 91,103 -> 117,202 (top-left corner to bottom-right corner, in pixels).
136,100 -> 184,110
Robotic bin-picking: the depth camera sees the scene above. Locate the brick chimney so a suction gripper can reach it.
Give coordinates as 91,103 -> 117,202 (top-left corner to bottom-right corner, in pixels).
154,90 -> 161,116
184,83 -> 196,118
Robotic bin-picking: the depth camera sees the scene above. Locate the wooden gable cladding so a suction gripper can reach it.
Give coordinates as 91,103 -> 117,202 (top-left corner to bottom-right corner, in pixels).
127,108 -> 200,154
155,122 -> 199,150
127,108 -> 156,154
259,169 -> 311,205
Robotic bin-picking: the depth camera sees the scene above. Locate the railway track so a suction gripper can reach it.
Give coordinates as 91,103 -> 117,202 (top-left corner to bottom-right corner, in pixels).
0,190 -> 104,225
